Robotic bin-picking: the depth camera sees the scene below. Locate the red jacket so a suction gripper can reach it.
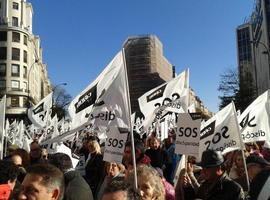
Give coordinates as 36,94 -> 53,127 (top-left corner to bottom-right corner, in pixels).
0,184 -> 12,200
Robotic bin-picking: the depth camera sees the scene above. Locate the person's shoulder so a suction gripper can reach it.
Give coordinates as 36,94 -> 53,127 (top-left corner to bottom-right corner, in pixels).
223,176 -> 243,191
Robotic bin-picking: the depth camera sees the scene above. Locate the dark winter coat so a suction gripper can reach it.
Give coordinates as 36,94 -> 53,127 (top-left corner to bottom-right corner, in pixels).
85,153 -> 105,197
145,148 -> 168,169
64,170 -> 94,200
195,173 -> 245,200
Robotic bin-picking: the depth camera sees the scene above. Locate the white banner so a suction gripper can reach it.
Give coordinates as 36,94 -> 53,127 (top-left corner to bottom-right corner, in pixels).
56,144 -> 79,168
6,120 -> 18,145
239,89 -> 270,143
103,127 -> 128,163
28,92 -> 53,128
138,70 -> 189,131
0,95 -> 6,159
88,52 -> 129,129
68,51 -> 127,129
199,102 -> 243,159
175,113 -> 201,157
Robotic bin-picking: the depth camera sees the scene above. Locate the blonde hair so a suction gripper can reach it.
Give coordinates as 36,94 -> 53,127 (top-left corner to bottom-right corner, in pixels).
88,140 -> 101,154
127,164 -> 165,200
105,162 -> 125,174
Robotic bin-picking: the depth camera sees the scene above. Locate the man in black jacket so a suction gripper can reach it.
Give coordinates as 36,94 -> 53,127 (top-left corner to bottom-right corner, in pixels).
184,150 -> 245,200
49,153 -> 93,200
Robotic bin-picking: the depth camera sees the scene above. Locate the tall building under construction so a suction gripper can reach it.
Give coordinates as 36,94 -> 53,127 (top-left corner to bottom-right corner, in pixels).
123,35 -> 174,113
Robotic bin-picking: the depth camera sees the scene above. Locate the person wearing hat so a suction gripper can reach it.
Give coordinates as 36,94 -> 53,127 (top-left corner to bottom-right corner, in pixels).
183,149 -> 245,200
249,168 -> 270,200
246,154 -> 270,182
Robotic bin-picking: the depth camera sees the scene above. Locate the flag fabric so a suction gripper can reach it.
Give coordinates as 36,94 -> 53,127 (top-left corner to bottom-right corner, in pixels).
0,95 -> 6,159
239,89 -> 270,143
199,102 -> 243,159
87,52 -> 129,129
14,121 -> 24,148
6,120 -> 18,145
68,51 -> 127,129
138,69 -> 189,130
39,115 -> 59,145
43,51 -> 130,145
28,92 -> 53,128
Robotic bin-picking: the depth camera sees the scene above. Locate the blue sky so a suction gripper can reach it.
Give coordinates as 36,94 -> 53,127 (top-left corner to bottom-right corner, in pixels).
29,0 -> 254,113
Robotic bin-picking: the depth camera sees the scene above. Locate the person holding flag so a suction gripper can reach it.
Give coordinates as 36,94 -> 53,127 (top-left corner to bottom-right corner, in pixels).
182,149 -> 245,200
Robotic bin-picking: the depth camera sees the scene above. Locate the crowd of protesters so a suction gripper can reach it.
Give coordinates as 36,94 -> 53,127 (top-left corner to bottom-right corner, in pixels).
1,130 -> 270,200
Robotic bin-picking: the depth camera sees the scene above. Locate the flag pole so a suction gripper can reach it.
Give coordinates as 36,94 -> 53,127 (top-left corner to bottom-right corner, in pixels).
0,95 -> 6,159
122,48 -> 138,189
232,102 -> 250,191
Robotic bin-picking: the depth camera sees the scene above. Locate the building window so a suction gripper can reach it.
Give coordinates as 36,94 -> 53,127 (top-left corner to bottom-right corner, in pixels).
12,32 -> 20,43
23,50 -> 27,63
13,2 -> 19,10
12,17 -> 18,27
0,47 -> 7,60
10,96 -> 19,107
11,64 -> 20,77
12,48 -> 20,61
11,80 -> 20,90
0,80 -> 5,88
0,31 -> 7,41
24,35 -> 27,45
0,64 -> 6,76
23,82 -> 27,91
23,97 -> 27,107
23,66 -> 27,78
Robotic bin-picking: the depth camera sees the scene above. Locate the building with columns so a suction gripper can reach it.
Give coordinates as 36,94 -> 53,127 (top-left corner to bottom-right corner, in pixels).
0,0 -> 51,120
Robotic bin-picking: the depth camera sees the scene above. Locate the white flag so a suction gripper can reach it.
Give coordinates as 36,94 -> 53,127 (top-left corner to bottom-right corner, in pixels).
40,115 -> 59,144
28,92 -> 53,128
68,52 -> 128,129
6,120 -> 18,145
14,120 -> 24,148
43,51 -> 130,145
138,69 -> 189,129
0,95 -> 6,159
88,52 -> 129,129
199,102 -> 243,159
69,51 -> 129,130
239,89 -> 270,143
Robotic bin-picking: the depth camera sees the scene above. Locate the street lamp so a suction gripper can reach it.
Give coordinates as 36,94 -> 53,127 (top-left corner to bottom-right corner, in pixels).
52,82 -> 67,92
27,59 -> 39,108
250,40 -> 270,55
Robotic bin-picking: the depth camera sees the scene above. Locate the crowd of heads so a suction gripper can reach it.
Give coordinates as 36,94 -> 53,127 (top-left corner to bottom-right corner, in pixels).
1,130 -> 270,200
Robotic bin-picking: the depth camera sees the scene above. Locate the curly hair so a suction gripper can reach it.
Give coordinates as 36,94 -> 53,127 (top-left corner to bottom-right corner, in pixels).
127,164 -> 165,200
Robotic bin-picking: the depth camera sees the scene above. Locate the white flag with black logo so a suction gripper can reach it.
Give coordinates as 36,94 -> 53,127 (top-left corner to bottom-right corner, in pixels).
138,69 -> 189,129
199,102 -> 243,159
40,115 -> 59,144
0,95 -> 6,159
239,89 -> 270,143
88,57 -> 129,128
68,52 -> 126,129
28,92 -> 53,128
68,51 -> 127,129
